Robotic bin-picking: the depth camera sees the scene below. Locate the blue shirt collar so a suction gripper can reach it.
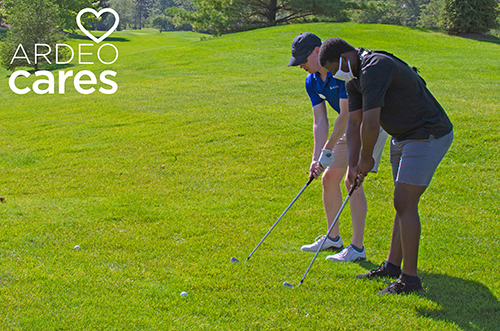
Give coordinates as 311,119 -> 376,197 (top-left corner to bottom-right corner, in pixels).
312,71 -> 334,84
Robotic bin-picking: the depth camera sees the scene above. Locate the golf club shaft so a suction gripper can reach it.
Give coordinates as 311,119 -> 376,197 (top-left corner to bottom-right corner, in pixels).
244,177 -> 314,262
298,180 -> 358,286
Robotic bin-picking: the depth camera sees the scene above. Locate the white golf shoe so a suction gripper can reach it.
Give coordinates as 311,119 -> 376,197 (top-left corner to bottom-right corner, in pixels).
326,245 -> 366,262
301,235 -> 343,252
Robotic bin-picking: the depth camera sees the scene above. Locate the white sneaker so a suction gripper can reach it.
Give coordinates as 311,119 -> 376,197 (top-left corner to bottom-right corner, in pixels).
301,235 -> 343,252
326,245 -> 366,262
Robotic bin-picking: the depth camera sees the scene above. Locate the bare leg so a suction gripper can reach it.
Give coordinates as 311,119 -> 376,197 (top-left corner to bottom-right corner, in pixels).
388,182 -> 427,276
386,214 -> 403,267
322,167 -> 345,237
347,180 -> 367,248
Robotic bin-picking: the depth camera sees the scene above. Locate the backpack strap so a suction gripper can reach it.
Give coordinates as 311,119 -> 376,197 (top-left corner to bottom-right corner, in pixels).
371,50 -> 427,86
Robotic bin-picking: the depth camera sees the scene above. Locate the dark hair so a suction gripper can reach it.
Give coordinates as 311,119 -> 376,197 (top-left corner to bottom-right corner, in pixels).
319,38 -> 356,67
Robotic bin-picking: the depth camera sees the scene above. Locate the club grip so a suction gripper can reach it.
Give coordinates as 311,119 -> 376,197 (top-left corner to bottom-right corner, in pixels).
348,178 -> 359,196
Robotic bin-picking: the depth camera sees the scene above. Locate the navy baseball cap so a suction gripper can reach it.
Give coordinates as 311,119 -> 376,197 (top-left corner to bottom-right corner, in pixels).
288,33 -> 322,66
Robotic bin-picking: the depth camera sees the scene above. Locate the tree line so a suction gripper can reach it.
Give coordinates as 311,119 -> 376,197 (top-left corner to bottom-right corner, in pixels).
172,0 -> 499,35
0,0 -> 498,71
2,0 -> 497,35
113,0 -> 500,36
351,0 -> 499,35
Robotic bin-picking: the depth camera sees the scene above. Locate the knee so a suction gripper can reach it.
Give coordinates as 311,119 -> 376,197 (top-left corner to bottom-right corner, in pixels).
393,194 -> 405,214
393,183 -> 426,215
393,193 -> 418,215
321,170 -> 332,189
322,168 -> 341,190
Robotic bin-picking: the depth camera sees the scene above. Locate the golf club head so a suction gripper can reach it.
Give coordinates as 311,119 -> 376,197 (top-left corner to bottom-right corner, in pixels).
230,257 -> 240,263
283,281 -> 294,288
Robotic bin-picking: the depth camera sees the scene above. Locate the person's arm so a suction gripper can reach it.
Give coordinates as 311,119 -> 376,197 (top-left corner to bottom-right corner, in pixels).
347,59 -> 389,185
310,102 -> 329,179
358,107 -> 381,175
324,98 -> 348,151
346,108 -> 363,188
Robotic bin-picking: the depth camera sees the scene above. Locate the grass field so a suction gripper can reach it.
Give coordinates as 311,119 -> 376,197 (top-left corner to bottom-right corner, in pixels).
1,24 -> 499,330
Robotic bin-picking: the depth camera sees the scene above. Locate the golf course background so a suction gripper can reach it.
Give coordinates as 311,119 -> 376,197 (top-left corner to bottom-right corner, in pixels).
1,23 -> 499,329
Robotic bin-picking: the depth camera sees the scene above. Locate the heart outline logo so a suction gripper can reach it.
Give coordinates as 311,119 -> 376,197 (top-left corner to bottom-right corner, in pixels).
77,8 -> 120,44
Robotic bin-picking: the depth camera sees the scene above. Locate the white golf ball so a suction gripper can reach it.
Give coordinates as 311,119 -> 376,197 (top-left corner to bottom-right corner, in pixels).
74,245 -> 80,250
180,291 -> 188,297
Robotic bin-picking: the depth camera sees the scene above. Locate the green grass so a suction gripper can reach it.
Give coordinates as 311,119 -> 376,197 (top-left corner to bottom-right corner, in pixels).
0,24 -> 499,330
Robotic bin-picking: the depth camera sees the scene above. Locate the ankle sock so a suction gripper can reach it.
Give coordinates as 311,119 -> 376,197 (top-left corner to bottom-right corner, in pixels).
328,235 -> 340,242
403,273 -> 419,284
384,261 -> 401,273
351,244 -> 364,252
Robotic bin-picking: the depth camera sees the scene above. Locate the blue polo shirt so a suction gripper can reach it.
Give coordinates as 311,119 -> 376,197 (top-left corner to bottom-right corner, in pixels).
305,72 -> 347,114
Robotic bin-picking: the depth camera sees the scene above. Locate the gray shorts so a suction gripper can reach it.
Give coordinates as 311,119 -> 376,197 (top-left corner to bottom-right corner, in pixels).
390,131 -> 453,186
329,127 -> 388,173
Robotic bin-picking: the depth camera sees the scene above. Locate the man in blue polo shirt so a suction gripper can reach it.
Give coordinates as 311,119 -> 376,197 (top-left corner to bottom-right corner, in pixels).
288,33 -> 388,262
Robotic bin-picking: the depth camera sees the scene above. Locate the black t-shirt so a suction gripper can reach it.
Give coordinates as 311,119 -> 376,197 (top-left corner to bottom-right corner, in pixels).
346,48 -> 453,141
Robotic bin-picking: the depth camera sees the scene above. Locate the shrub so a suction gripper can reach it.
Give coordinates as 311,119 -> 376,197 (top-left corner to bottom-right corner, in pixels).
441,0 -> 499,34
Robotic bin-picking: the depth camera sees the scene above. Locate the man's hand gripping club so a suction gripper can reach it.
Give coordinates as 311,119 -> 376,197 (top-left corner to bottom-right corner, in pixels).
310,149 -> 335,179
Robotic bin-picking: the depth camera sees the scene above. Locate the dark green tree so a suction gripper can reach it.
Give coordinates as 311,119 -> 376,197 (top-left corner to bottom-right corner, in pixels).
441,0 -> 498,34
0,3 -> 6,26
150,0 -> 193,31
0,0 -> 68,71
152,0 -> 176,14
350,0 -> 431,26
151,14 -> 173,31
169,0 -> 358,35
1,0 -> 98,31
134,0 -> 153,29
109,0 -> 135,29
417,0 -> 444,29
55,0 -> 99,30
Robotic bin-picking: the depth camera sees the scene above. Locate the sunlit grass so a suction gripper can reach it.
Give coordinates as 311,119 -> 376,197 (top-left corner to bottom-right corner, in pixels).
0,23 -> 499,329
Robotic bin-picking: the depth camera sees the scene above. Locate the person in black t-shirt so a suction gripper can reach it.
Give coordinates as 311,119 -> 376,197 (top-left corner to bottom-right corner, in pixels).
318,38 -> 453,294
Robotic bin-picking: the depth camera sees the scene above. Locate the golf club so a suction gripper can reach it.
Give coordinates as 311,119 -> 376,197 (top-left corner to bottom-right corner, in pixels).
284,179 -> 359,288
231,177 -> 314,263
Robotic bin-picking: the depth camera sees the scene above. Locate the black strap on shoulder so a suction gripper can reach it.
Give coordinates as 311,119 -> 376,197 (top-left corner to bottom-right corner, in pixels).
371,50 -> 427,86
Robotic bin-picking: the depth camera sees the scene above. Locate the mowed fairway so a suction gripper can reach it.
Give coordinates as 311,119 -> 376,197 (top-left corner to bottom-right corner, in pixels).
0,24 -> 499,330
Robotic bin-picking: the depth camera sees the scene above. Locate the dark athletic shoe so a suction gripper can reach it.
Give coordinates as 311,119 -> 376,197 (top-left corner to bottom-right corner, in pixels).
378,274 -> 424,295
355,261 -> 401,279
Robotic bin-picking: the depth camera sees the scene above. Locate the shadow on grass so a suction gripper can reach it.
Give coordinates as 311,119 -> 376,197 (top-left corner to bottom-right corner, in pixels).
5,63 -> 76,77
456,33 -> 500,45
41,63 -> 75,72
357,261 -> 500,330
411,27 -> 500,45
418,273 -> 500,331
358,260 -> 378,271
68,34 -> 130,42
